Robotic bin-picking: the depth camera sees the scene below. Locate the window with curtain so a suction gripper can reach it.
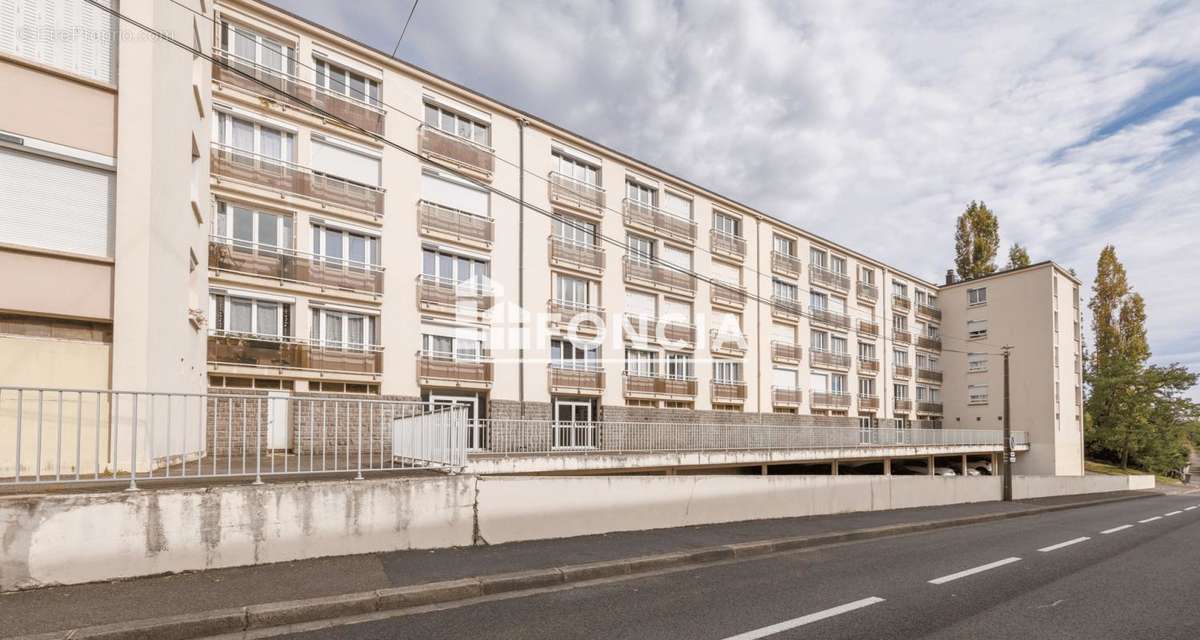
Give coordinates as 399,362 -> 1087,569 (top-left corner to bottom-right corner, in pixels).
424,103 -> 490,146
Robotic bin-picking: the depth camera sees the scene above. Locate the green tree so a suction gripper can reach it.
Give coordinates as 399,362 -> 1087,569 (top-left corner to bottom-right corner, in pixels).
954,201 -> 1000,280
1006,243 -> 1031,270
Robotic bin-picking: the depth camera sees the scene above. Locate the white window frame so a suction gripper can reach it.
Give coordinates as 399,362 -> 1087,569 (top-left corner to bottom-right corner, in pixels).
312,220 -> 380,266
424,102 -> 491,147
713,360 -> 743,384
968,384 -> 989,405
713,211 -> 741,238
968,287 -> 988,306
314,57 -> 380,106
968,320 -> 988,340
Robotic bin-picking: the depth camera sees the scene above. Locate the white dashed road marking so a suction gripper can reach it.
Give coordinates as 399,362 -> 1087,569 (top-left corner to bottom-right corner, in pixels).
1185,506 -> 1198,511
1164,511 -> 1182,517
1138,516 -> 1162,523
929,558 -> 1022,585
1101,525 -> 1133,534
721,597 -> 886,640
1038,537 -> 1090,552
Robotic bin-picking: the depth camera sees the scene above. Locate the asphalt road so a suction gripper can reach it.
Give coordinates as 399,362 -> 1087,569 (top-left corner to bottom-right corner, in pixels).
279,493 -> 1200,640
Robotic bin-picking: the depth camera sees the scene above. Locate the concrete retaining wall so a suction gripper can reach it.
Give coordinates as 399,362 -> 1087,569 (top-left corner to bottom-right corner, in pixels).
1012,473 -> 1155,499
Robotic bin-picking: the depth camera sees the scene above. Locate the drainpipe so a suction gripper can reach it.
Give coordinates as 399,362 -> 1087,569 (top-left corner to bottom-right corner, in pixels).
755,216 -> 763,423
517,118 -> 527,418
881,268 -> 890,426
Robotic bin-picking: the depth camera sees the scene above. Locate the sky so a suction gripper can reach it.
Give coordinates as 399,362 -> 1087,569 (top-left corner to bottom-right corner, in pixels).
270,0 -> 1200,399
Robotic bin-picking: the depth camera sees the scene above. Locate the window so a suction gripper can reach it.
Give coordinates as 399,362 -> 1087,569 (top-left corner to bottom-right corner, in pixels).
627,234 -> 654,262
554,273 -> 592,306
968,352 -> 988,372
858,342 -> 876,361
421,247 -> 489,290
968,384 -> 989,404
552,151 -> 599,186
221,21 -> 295,77
661,244 -> 693,270
772,322 -> 796,344
893,349 -> 909,366
859,267 -> 875,285
210,293 -> 289,337
422,170 -> 489,217
916,353 -> 939,371
214,201 -> 293,249
858,377 -> 876,396
625,349 -> 658,376
809,247 -> 827,269
712,261 -> 741,287
967,287 -> 988,306
666,353 -> 695,380
893,314 -> 908,331
830,255 -> 848,275
314,58 -> 380,106
0,147 -> 115,258
774,279 -> 798,301
421,332 -> 480,360
626,181 -> 657,207
2,0 -> 117,83
967,320 -> 988,340
810,291 -> 828,311
663,192 -> 693,220
214,112 -> 295,162
312,222 -> 379,266
892,281 -> 909,298
315,308 -> 377,349
894,384 -> 909,400
713,212 -> 741,237
830,373 -> 847,393
311,135 -> 381,187
810,372 -> 829,393
625,290 -> 656,319
925,323 -> 941,339
662,298 -> 692,325
551,338 -> 598,370
553,215 -> 597,247
424,103 -> 490,146
773,235 -> 796,257
830,335 -> 848,355
859,416 -> 878,428
773,367 -> 798,389
713,360 -> 743,383
810,330 -> 829,352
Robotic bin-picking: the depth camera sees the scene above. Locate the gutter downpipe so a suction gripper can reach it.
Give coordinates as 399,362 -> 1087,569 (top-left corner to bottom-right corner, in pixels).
517,118 -> 527,418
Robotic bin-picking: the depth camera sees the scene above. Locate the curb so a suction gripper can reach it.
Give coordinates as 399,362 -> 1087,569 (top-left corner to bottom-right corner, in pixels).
11,492 -> 1154,640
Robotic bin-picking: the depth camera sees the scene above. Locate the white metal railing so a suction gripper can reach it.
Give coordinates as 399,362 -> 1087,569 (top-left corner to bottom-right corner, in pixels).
214,48 -> 386,115
0,387 -> 466,488
548,171 -> 605,210
466,421 -> 1030,456
209,235 -> 385,294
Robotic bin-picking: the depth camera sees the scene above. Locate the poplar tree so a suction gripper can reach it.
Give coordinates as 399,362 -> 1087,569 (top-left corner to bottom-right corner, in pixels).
954,201 -> 1000,280
1006,243 -> 1031,270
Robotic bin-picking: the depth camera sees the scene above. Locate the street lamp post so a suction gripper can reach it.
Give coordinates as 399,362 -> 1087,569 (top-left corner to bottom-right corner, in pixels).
1002,345 -> 1013,501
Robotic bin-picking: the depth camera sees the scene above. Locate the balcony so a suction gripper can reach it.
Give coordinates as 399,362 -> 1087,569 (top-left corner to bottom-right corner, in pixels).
771,296 -> 802,322
208,331 -> 382,374
418,201 -> 494,248
548,300 -> 605,336
208,238 -> 384,295
772,386 -> 803,407
894,398 -> 913,412
916,335 -> 942,351
710,230 -> 746,260
623,256 -> 696,296
811,391 -> 852,409
548,171 -> 605,216
858,319 -> 879,337
710,282 -> 747,309
858,357 -> 880,374
416,275 -> 494,318
417,351 -> 493,389
623,373 -> 697,399
892,294 -> 911,312
212,48 -> 386,135
211,144 -> 386,216
894,364 -> 912,378
622,198 -> 696,244
916,303 -> 942,321
548,365 -> 604,395
917,368 -> 944,383
624,314 -> 695,348
709,329 -> 747,356
917,401 -> 944,414
893,329 -> 912,345
858,394 -> 880,411
857,281 -> 878,302
771,251 -> 802,278
771,340 -> 803,364
548,236 -> 605,275
811,349 -> 851,371
419,124 -> 495,177
712,381 -> 748,404
810,308 -> 851,331
809,265 -> 850,292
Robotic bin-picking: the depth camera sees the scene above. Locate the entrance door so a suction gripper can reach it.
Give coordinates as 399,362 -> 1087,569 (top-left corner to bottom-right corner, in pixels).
266,391 -> 291,450
554,399 -> 594,449
429,393 -> 482,449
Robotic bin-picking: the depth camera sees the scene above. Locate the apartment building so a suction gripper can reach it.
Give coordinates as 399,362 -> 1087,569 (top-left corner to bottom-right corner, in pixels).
0,0 -> 1077,476
941,263 -> 1085,476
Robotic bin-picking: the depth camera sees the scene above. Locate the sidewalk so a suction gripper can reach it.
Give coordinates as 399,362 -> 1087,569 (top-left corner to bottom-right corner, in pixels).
0,490 -> 1159,638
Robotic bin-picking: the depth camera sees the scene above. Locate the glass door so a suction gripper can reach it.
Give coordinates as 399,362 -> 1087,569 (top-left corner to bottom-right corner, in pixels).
554,400 -> 595,449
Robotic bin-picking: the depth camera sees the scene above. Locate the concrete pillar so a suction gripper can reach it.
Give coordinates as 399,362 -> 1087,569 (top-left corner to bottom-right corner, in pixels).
928,456 -> 935,476
831,460 -> 839,476
761,464 -> 768,476
962,454 -> 969,476
883,458 -> 891,476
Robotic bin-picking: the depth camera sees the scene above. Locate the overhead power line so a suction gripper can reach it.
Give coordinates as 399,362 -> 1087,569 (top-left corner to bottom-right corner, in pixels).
390,0 -> 420,58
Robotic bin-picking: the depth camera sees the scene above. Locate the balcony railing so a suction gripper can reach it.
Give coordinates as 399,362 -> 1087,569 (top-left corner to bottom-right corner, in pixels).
772,386 -> 803,406
811,391 -> 852,409
548,364 -> 604,394
917,401 -> 944,414
419,124 -> 495,177
858,357 -> 880,374
417,351 -> 493,387
892,294 -> 912,312
208,237 -> 384,295
810,308 -> 851,331
771,296 -> 802,321
623,256 -> 696,295
212,48 -> 386,135
418,201 -> 494,246
916,303 -> 942,321
811,349 -> 852,371
548,236 -> 605,273
858,319 -> 879,337
211,144 -> 385,215
857,281 -> 878,302
771,251 -> 802,278
893,329 -> 912,344
709,329 -> 747,356
710,230 -> 746,259
622,198 -> 697,243
624,314 -> 695,347
894,398 -> 913,412
712,381 -> 748,403
810,265 -> 850,292
548,300 -> 605,335
916,336 -> 942,351
917,368 -> 944,383
710,281 -> 747,308
858,394 -> 880,411
208,331 -> 382,374
772,340 -> 803,363
894,364 -> 913,378
548,171 -> 605,214
416,274 -> 494,316
623,373 -> 697,398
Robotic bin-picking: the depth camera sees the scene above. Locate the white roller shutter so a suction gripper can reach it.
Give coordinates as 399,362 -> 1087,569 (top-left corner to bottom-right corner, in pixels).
711,261 -> 740,286
829,296 -> 847,314
773,367 -> 797,388
625,291 -> 656,317
771,322 -> 795,342
663,192 -> 692,220
1,0 -> 115,84
311,138 -> 380,186
809,372 -> 829,392
661,245 -> 692,270
712,311 -> 740,336
662,298 -> 691,320
0,148 -> 113,257
421,171 -> 488,216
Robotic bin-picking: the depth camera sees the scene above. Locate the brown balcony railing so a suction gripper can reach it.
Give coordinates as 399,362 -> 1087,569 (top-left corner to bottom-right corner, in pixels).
858,357 -> 880,374
548,236 -> 605,273
208,238 -> 384,295
917,401 -> 943,414
208,331 -> 382,374
857,281 -> 878,302
894,364 -> 912,378
709,329 -> 747,356
773,387 -> 803,406
622,198 -> 696,243
771,251 -> 802,278
548,365 -> 604,393
623,373 -> 697,398
811,349 -> 851,371
916,303 -> 942,320
810,308 -> 851,330
771,296 -> 802,321
418,201 -> 493,245
710,230 -> 746,259
916,336 -> 942,351
211,144 -> 385,215
710,282 -> 746,308
417,351 -> 493,386
894,398 -> 913,412
548,171 -> 604,213
893,329 -> 912,344
623,314 -> 695,347
917,368 -> 944,383
810,265 -> 850,292
811,391 -> 852,409
892,295 -> 911,312
772,340 -> 803,363
623,256 -> 696,294
858,320 -> 879,337
712,381 -> 748,403
419,124 -> 495,176
548,300 -> 605,335
212,49 -> 385,135
858,394 -> 880,411
416,275 -> 494,316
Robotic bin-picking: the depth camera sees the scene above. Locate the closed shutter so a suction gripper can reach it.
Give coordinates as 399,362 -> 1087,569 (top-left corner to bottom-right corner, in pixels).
771,322 -> 795,342
311,138 -> 380,186
1,0 -> 114,83
0,148 -> 114,257
625,291 -> 655,317
711,261 -> 740,286
661,245 -> 691,270
661,298 -> 691,320
713,311 -> 740,336
809,372 -> 828,392
663,192 -> 692,220
421,172 -> 488,216
773,367 -> 797,388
